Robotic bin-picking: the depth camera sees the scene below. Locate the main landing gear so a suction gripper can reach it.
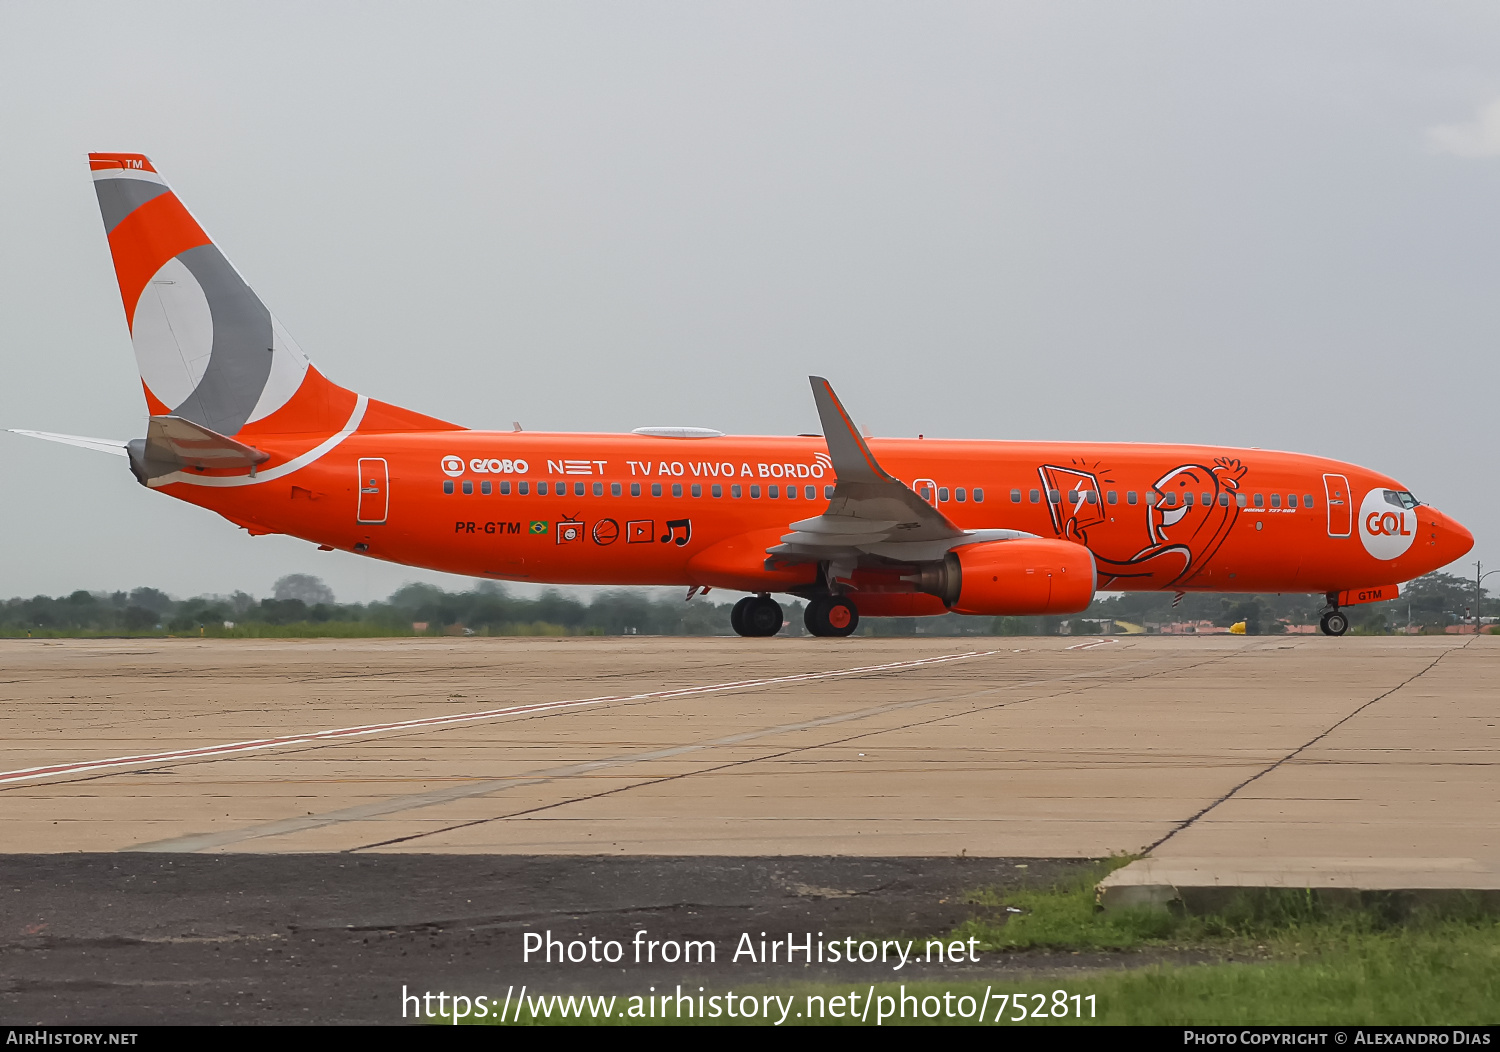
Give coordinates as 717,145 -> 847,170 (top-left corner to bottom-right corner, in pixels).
1319,608 -> 1349,637
804,595 -> 859,638
731,594 -> 784,637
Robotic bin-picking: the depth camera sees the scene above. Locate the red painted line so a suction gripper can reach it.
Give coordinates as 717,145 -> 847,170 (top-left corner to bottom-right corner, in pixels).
0,649 -> 997,786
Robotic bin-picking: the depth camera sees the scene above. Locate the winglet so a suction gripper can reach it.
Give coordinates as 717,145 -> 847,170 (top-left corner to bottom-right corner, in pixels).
809,376 -> 894,485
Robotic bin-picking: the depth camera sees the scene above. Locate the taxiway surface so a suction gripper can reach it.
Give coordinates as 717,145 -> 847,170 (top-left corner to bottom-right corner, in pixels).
2,635 -> 1494,881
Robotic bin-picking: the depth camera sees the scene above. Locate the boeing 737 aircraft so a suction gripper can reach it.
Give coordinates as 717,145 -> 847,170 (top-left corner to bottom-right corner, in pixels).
12,154 -> 1474,636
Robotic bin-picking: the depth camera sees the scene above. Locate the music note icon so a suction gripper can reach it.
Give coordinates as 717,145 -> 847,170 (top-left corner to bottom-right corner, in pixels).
659,518 -> 691,546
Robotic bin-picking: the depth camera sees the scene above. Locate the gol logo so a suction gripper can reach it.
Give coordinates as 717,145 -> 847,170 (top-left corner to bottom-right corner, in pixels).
441,455 -> 465,478
1358,489 -> 1415,561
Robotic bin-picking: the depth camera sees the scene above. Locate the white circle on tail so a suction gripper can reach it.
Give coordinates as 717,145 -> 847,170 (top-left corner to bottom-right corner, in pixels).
1358,489 -> 1416,560
130,256 -> 213,411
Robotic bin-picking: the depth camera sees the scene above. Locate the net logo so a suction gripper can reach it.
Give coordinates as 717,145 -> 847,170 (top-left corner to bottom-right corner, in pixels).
1358,489 -> 1415,560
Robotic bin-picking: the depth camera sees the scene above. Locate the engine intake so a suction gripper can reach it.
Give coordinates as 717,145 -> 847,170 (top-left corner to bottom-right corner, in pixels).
907,538 -> 1096,616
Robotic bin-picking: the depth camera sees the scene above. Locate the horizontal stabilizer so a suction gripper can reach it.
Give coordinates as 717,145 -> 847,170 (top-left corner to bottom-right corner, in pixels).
143,415 -> 271,471
8,429 -> 129,457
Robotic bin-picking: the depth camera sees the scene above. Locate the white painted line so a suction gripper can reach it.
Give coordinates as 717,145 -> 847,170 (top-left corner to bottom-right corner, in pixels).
0,649 -> 997,787
1065,637 -> 1118,650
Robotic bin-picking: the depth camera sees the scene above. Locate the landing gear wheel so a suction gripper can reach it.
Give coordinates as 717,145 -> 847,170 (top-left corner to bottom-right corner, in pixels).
730,596 -> 753,637
805,596 -> 859,637
1320,610 -> 1349,637
741,596 -> 784,637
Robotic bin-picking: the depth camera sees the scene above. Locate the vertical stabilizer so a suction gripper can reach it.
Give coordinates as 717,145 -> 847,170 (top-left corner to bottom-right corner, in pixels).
88,153 -> 456,440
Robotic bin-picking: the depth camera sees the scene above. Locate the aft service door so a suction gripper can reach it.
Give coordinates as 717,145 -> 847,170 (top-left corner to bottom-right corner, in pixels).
357,458 -> 389,524
1323,473 -> 1351,538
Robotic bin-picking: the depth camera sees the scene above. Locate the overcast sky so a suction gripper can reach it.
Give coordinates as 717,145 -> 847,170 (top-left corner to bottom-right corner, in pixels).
2,2 -> 1497,603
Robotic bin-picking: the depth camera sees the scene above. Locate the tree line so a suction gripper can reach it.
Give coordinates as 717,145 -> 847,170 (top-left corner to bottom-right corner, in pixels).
0,571 -> 1486,637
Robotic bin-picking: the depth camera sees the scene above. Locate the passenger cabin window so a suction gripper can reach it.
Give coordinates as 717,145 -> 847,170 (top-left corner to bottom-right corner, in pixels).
691,484 -> 702,497
1107,491 -> 1118,505
1126,491 -> 1138,505
538,481 -> 549,495
1085,491 -> 1097,504
518,481 -> 529,495
1254,493 -> 1265,508
1304,494 -> 1315,508
631,482 -> 641,496
824,485 -> 834,499
974,488 -> 984,502
1270,494 -> 1281,508
462,481 -> 473,495
652,483 -> 662,497
1066,490 -> 1078,503
1030,489 -> 1040,503
1201,492 -> 1211,506
611,482 -> 622,496
732,485 -> 742,498
573,482 -> 584,496
1011,489 -> 1022,503
1287,494 -> 1297,508
712,484 -> 722,497
805,486 -> 815,499
788,486 -> 798,499
750,485 -> 761,498
1183,493 -> 1194,507
481,481 -> 492,495
769,485 -> 780,498
443,480 -> 454,495
1236,493 -> 1246,508
1161,492 -> 1177,507
956,488 -> 967,502
1048,489 -> 1060,504
500,480 -> 512,495
672,484 -> 683,497
1218,493 -> 1229,507
594,482 -> 603,496
919,486 -> 933,500
938,487 -> 950,502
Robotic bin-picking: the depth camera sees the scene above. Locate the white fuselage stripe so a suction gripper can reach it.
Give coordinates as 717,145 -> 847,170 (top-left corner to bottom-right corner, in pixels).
0,650 -> 995,786
147,394 -> 370,488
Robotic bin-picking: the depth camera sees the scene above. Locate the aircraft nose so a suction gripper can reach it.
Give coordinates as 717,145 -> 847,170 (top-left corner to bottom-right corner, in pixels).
1427,508 -> 1474,565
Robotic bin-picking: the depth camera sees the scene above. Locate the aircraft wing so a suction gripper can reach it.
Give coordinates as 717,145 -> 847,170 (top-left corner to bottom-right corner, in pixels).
767,377 -> 1031,579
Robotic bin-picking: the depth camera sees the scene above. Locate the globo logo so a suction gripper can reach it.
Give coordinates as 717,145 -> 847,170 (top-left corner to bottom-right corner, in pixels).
1358,489 -> 1415,560
469,458 -> 528,475
439,455 -> 530,477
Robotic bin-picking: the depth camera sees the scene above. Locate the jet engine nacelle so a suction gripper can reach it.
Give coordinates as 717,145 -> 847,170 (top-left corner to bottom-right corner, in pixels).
908,538 -> 1096,616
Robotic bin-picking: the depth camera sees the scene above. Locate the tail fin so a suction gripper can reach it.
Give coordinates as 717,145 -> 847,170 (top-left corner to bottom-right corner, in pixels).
88,153 -> 456,439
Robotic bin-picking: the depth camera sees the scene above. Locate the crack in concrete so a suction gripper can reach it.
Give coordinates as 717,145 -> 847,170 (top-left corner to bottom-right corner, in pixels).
1143,637 -> 1475,855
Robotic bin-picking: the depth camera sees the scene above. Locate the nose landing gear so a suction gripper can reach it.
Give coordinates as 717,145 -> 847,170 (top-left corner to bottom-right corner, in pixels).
731,594 -> 784,637
1319,608 -> 1349,636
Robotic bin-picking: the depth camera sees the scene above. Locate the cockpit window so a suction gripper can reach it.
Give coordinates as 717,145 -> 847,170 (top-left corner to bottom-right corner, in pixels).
1383,489 -> 1420,510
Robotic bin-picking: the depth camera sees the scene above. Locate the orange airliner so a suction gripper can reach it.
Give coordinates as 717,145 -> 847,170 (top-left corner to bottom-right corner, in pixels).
12,154 -> 1475,637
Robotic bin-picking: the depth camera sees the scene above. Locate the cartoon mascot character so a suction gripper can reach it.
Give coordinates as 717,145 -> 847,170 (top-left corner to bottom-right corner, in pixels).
1038,458 -> 1246,588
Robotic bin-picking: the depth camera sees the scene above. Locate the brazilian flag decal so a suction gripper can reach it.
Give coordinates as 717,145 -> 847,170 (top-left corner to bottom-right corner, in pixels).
529,520 -> 548,535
